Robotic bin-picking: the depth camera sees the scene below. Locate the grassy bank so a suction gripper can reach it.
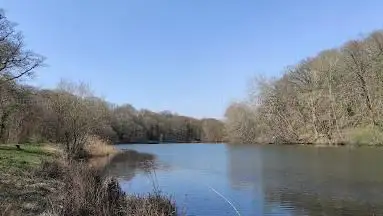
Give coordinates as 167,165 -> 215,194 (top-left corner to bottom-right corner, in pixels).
0,143 -> 177,216
0,144 -> 54,172
0,144 -> 62,215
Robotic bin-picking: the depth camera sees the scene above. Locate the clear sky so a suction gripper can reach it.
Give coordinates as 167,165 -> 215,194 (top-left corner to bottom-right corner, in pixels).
1,0 -> 382,119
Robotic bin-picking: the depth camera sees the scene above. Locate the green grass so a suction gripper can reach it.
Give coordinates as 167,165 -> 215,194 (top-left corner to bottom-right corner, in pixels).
0,144 -> 54,173
0,143 -> 60,215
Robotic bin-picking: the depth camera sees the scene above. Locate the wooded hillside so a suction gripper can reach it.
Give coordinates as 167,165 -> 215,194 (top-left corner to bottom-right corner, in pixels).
225,31 -> 383,145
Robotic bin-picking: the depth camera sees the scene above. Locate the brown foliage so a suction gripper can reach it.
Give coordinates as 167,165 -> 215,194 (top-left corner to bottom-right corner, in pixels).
225,31 -> 383,145
84,135 -> 118,157
41,161 -> 177,216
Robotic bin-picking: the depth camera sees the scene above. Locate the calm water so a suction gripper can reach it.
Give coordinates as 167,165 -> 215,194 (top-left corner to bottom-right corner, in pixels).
104,144 -> 383,216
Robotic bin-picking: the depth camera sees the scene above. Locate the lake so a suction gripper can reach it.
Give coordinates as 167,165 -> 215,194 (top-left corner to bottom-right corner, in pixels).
104,143 -> 383,216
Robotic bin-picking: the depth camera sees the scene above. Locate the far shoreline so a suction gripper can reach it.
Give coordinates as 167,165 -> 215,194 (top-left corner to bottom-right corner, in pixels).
113,142 -> 383,148
114,141 -> 225,145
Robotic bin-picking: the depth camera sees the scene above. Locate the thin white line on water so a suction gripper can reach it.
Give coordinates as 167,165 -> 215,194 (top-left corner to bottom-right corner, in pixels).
208,186 -> 241,216
142,168 -> 242,215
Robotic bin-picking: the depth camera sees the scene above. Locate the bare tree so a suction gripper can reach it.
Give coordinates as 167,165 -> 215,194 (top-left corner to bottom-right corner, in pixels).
224,102 -> 259,144
224,31 -> 383,145
201,118 -> 225,143
0,81 -> 18,142
48,80 -> 108,158
0,10 -> 45,84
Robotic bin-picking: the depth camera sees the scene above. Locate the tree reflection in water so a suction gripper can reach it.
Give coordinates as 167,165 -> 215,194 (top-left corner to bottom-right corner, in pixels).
102,150 -> 158,182
226,145 -> 383,215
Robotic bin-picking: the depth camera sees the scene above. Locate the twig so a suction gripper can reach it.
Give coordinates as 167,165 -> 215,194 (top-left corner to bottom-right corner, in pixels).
208,186 -> 241,216
1,203 -> 12,216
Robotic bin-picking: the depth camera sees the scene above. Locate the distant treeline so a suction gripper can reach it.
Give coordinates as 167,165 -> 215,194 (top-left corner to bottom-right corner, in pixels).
0,10 -> 225,145
225,30 -> 383,145
0,80 -> 226,144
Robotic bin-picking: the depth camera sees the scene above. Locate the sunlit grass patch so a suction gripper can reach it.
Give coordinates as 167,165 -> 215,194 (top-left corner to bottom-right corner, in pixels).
0,144 -> 55,173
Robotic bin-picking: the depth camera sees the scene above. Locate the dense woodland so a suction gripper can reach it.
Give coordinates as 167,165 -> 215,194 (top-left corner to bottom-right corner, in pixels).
0,81 -> 226,144
0,11 -> 225,147
225,30 -> 383,145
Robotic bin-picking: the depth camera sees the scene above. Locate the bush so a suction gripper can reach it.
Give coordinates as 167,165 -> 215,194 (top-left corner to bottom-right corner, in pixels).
126,192 -> 177,216
47,162 -> 177,216
36,160 -> 67,180
50,162 -> 124,216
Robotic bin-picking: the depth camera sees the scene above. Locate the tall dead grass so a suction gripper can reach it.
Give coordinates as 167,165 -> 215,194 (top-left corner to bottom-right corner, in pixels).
125,193 -> 177,216
84,135 -> 118,157
40,160 -> 177,216
56,163 -> 125,216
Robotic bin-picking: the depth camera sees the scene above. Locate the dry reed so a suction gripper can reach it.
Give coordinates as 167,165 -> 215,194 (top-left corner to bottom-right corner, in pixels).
84,135 -> 118,157
41,160 -> 177,216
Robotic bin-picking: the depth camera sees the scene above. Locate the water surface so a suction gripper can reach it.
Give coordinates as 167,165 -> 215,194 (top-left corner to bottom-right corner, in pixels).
104,144 -> 383,216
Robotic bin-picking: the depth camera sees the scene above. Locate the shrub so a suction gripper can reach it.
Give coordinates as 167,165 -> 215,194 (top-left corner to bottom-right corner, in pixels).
126,192 -> 177,216
51,162 -> 125,216
36,159 -> 67,180
47,162 -> 177,216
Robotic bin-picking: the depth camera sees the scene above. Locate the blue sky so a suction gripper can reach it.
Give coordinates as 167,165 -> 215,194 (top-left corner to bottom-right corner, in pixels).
2,0 -> 382,119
